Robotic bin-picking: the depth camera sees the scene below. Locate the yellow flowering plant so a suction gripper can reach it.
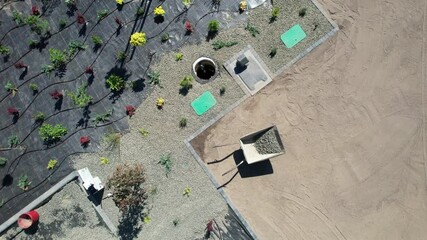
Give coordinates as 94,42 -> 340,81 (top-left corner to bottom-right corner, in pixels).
116,0 -> 124,5
129,32 -> 147,46
154,6 -> 165,16
239,1 -> 247,11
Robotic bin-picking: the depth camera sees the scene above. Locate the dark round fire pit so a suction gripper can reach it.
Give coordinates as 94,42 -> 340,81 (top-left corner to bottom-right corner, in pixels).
192,57 -> 219,84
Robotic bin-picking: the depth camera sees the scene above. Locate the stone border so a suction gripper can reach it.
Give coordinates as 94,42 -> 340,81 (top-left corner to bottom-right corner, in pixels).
184,1 -> 339,239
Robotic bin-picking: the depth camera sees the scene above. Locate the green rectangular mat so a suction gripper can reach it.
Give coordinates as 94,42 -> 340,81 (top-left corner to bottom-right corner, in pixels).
191,91 -> 217,116
280,24 -> 307,48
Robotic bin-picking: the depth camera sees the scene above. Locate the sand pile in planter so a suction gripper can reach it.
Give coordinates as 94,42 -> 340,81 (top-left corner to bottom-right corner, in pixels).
254,128 -> 282,154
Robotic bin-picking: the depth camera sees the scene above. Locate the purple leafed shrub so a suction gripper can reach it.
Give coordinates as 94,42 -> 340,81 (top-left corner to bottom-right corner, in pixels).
7,107 -> 19,116
14,61 -> 28,69
50,90 -> 63,100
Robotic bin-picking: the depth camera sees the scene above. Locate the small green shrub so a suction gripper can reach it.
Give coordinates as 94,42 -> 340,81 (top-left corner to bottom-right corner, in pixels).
104,131 -> 121,149
245,22 -> 260,37
91,35 -> 103,46
18,174 -> 31,191
208,20 -> 220,33
299,8 -> 307,17
92,109 -> 114,125
67,85 -> 92,107
220,86 -> 226,96
148,71 -> 162,87
33,112 -> 45,122
59,19 -> 67,29
270,7 -> 280,22
41,64 -> 55,74
158,153 -> 172,176
161,33 -> 170,42
8,135 -> 19,148
0,44 -> 11,56
0,157 -> 7,167
269,47 -> 277,58
97,9 -> 109,21
106,74 -> 125,91
179,76 -> 193,90
5,82 -> 18,96
28,39 -> 39,48
212,40 -> 238,50
173,219 -> 179,226
136,7 -> 145,17
49,48 -> 68,68
39,123 -> 68,143
25,15 -> 50,35
139,128 -> 149,137
29,83 -> 38,92
175,53 -> 183,61
179,118 -> 187,128
107,163 -> 146,211
182,187 -> 191,197
12,10 -> 25,25
47,159 -> 58,170
116,51 -> 127,61
100,157 -> 110,165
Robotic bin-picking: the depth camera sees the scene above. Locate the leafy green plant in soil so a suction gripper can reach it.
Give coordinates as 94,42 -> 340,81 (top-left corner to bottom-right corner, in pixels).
8,135 -> 19,148
179,117 -> 187,128
25,15 -> 49,35
41,64 -> 55,75
107,163 -> 146,211
139,128 -> 149,137
220,86 -> 226,96
299,8 -> 307,17
97,9 -> 109,21
269,47 -> 277,58
212,40 -> 238,50
47,159 -> 58,170
148,71 -> 162,87
0,44 -> 11,56
59,19 -> 67,29
91,35 -> 103,46
208,20 -> 220,34
33,112 -> 45,122
104,131 -> 121,149
136,7 -> 145,17
161,33 -> 170,42
68,40 -> 87,57
116,51 -> 127,62
0,157 -> 7,167
270,7 -> 280,22
67,85 -> 93,107
173,219 -> 179,226
38,123 -> 68,143
49,48 -> 68,68
12,10 -> 25,25
18,174 -> 31,191
106,74 -> 125,91
29,83 -> 38,92
5,81 -> 18,96
175,53 -> 183,61
100,157 -> 110,165
92,109 -> 114,125
180,76 -> 193,90
245,21 -> 260,37
158,153 -> 172,176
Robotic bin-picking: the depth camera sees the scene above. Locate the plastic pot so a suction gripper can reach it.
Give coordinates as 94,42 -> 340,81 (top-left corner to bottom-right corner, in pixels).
18,210 -> 39,229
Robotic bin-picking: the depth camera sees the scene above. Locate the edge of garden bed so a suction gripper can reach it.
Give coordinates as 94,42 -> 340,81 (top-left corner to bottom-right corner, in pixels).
184,1 -> 339,239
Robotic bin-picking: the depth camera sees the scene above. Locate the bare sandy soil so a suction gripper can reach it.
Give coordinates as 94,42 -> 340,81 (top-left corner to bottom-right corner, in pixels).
192,0 -> 427,239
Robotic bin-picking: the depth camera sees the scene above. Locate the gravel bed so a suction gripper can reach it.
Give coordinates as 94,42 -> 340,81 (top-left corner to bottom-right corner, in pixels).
2,181 -> 114,240
254,128 -> 283,154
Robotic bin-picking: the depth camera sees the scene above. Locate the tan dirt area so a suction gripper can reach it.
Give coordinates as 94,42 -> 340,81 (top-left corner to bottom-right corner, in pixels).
191,0 -> 427,239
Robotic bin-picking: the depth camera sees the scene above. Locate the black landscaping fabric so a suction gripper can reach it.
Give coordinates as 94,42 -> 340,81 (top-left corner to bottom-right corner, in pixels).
0,0 -> 245,224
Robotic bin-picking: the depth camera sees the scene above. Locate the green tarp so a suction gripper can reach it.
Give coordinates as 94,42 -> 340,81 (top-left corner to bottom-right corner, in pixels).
280,24 -> 307,48
191,91 -> 217,116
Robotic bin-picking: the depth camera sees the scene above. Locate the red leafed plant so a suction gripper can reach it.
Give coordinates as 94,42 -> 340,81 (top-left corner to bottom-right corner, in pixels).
115,17 -> 123,27
85,66 -> 93,74
184,21 -> 193,32
125,105 -> 136,117
76,13 -> 86,24
7,107 -> 19,116
50,90 -> 63,100
31,6 -> 40,16
80,136 -> 90,146
14,61 -> 28,69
